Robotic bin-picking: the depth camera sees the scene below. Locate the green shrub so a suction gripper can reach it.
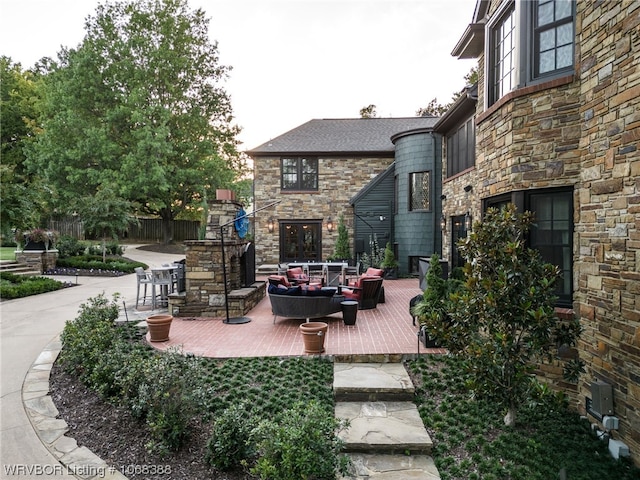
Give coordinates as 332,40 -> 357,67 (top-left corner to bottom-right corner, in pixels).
251,400 -> 350,480
106,240 -> 124,255
0,272 -> 65,299
56,235 -> 87,257
121,350 -> 210,455
86,242 -> 124,256
205,402 -> 257,471
58,294 -> 121,382
56,255 -> 146,273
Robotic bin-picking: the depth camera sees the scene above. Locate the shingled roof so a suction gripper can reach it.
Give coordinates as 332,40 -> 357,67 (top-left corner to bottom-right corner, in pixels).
247,117 -> 438,156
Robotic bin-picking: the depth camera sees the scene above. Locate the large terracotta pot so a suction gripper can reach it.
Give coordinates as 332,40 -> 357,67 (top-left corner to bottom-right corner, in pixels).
299,321 -> 328,354
147,314 -> 173,342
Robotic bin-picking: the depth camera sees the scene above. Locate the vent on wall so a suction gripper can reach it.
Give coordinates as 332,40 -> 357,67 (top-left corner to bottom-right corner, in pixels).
587,380 -> 614,420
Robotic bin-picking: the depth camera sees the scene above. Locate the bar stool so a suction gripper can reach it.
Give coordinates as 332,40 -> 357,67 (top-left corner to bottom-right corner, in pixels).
134,267 -> 153,308
151,269 -> 172,309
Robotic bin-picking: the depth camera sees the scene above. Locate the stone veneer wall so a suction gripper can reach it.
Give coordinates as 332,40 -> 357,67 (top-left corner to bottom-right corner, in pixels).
178,199 -> 264,318
253,155 -> 394,265
575,0 -> 640,460
15,250 -> 59,274
469,0 -> 640,463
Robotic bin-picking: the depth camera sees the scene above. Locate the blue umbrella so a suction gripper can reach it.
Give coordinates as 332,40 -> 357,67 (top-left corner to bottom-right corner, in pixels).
234,208 -> 249,238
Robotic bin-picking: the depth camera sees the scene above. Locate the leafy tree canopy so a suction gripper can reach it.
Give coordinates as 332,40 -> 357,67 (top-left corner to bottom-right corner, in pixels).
26,0 -> 243,242
359,104 -> 377,118
0,57 -> 49,233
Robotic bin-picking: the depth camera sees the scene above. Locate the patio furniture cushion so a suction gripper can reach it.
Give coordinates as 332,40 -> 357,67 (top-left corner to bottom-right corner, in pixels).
287,267 -> 311,285
268,284 -> 301,296
301,285 -> 337,297
268,275 -> 292,287
363,267 -> 384,277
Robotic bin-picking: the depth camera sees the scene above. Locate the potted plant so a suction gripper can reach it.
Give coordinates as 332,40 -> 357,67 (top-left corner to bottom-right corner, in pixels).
411,254 -> 462,347
19,228 -> 59,251
380,242 -> 399,279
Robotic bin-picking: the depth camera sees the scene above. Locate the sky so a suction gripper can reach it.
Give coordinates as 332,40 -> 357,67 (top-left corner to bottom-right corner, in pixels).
0,0 -> 478,151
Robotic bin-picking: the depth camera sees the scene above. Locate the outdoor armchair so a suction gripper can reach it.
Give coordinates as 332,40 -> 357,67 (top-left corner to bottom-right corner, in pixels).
338,277 -> 383,310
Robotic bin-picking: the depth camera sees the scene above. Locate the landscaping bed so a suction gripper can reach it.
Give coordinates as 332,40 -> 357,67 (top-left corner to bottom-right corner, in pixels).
0,272 -> 75,300
49,351 -> 640,479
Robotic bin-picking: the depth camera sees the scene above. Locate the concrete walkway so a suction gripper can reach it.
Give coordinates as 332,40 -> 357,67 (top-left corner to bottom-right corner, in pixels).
0,246 -> 184,479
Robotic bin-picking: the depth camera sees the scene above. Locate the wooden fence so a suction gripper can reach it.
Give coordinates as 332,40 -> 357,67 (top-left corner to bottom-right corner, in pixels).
47,218 -> 200,242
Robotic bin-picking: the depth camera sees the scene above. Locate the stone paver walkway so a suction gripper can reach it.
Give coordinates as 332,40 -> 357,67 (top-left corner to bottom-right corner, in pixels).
334,362 -> 440,479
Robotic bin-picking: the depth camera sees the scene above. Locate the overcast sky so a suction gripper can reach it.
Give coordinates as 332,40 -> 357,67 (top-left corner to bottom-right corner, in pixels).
0,0 -> 478,151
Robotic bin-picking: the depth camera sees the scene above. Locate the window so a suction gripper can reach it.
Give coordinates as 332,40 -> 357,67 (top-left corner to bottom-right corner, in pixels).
527,189 -> 572,307
491,4 -> 516,104
281,157 -> 318,190
534,0 -> 574,76
446,117 -> 475,177
409,171 -> 430,211
483,188 -> 573,307
487,0 -> 575,106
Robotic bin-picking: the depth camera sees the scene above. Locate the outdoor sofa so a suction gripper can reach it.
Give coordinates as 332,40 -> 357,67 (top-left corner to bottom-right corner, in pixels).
267,275 -> 345,323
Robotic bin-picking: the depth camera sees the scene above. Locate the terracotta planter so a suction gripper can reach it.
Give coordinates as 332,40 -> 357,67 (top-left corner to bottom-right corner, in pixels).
147,314 -> 173,342
299,321 -> 328,353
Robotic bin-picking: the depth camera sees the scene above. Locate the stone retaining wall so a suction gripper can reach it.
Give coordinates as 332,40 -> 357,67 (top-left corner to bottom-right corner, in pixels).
15,250 -> 59,274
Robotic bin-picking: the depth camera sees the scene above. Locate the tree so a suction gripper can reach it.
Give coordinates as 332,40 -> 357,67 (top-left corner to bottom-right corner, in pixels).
444,205 -> 583,426
77,189 -> 136,262
416,98 -> 449,117
359,104 -> 377,118
0,57 -> 49,234
26,0 -> 241,243
332,214 -> 351,260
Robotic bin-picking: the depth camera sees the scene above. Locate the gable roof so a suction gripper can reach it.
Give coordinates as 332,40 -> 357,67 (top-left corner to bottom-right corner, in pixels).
247,117 -> 438,156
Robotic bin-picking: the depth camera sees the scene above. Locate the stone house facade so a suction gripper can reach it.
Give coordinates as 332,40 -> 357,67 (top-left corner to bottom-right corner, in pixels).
248,117 -> 440,272
445,0 -> 639,463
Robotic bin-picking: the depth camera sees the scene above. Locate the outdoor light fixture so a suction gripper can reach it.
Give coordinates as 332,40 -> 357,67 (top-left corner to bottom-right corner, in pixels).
465,211 -> 472,231
327,217 -> 334,232
464,184 -> 473,192
440,215 -> 446,231
267,217 -> 274,233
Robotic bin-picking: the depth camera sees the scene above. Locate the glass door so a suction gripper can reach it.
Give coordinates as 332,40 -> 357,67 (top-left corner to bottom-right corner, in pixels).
280,221 -> 322,263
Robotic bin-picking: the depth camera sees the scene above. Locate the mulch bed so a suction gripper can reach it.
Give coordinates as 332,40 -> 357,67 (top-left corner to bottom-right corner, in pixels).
50,363 -> 252,480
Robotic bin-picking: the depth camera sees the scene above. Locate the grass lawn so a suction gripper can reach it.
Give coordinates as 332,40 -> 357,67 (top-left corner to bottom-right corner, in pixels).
0,247 -> 16,261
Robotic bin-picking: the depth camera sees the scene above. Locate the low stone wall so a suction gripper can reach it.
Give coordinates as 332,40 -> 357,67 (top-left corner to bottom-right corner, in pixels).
168,281 -> 266,318
15,250 -> 59,274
